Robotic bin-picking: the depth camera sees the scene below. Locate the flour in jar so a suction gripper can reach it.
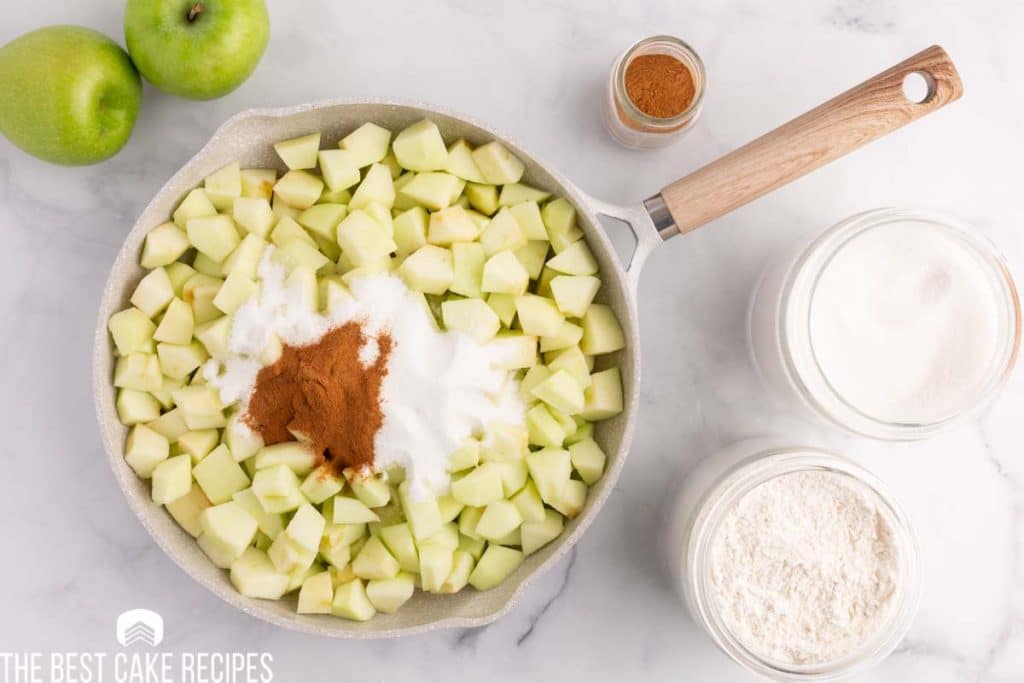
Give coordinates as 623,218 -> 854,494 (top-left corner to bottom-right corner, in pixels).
708,470 -> 900,666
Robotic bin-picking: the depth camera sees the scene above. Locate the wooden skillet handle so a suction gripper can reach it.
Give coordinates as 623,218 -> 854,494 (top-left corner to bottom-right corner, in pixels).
654,45 -> 963,237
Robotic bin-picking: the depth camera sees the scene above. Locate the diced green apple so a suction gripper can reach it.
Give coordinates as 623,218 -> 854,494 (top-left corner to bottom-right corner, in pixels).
157,342 -> 208,381
347,473 -> 391,508
442,298 -> 500,342
551,479 -> 587,518
440,550 -> 474,593
531,369 -> 585,414
270,214 -> 316,247
146,408 -> 189,442
350,163 -> 396,209
475,500 -> 523,541
172,188 -> 217,229
449,242 -> 485,297
480,209 -> 527,256
204,162 -> 242,210
486,333 -> 537,370
176,429 -> 218,463
108,307 -> 156,355
493,460 -> 529,497
192,252 -> 224,277
130,267 -> 175,318
335,210 -> 397,266
393,206 -> 428,256
448,440 -> 480,472
515,294 -> 563,337
511,480 -> 546,523
581,367 -> 624,420
379,523 -> 419,573
465,182 -> 499,216
232,197 -> 274,238
527,403 -> 566,448
113,352 -> 163,392
274,132 -> 321,170
300,467 -> 344,504
569,438 -> 607,485
521,509 -> 564,555
400,172 -> 462,211
550,275 -> 600,318
508,201 -> 549,242
165,482 -> 211,537
481,250 -> 529,296
398,482 -> 443,540
124,423 -> 169,477
252,464 -> 307,513
581,304 -> 625,355
332,496 -> 381,524
525,448 -> 572,504
298,203 -> 347,242
417,540 -> 453,593
274,239 -> 331,273
541,197 -> 578,234
399,245 -> 453,295
540,320 -> 583,352
500,184 -> 551,207
186,214 -> 241,263
547,239 -> 598,275
117,389 -> 161,425
286,504 -> 327,555
393,119 -> 448,172
450,463 -> 505,507
331,578 -> 377,621
229,547 -> 290,599
514,240 -> 549,280
297,570 -> 335,614
427,205 -> 480,245
274,170 -> 324,209
254,442 -> 318,476
444,139 -> 486,182
353,535 -> 401,580
547,346 -> 592,389
193,444 -> 250,504
365,572 -> 416,612
232,487 -> 284,538
471,142 -> 524,185
197,501 -> 258,569
486,293 -> 517,327
212,269 -> 258,315
194,316 -> 232,360
153,298 -> 194,344
339,122 -> 391,167
240,169 -> 277,200
141,222 -> 191,268
469,545 -> 523,590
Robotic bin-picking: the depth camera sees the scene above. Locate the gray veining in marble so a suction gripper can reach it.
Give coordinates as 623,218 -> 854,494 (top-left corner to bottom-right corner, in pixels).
1,0 -> 1021,681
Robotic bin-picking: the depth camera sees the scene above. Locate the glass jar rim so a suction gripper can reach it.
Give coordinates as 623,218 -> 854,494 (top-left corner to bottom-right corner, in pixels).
778,208 -> 1021,440
686,447 -> 922,680
614,34 -> 707,128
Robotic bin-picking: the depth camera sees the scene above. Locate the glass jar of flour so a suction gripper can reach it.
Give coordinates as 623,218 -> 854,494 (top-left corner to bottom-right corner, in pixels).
749,208 -> 1020,440
665,440 -> 921,680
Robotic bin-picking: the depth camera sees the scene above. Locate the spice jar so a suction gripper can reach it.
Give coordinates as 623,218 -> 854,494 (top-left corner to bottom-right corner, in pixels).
604,35 -> 706,149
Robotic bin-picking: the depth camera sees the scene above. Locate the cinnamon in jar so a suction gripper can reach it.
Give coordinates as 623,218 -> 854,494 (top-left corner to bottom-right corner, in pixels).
604,35 -> 706,149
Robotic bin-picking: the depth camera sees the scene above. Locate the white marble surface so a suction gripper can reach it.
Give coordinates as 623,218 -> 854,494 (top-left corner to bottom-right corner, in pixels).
1,0 -> 1022,680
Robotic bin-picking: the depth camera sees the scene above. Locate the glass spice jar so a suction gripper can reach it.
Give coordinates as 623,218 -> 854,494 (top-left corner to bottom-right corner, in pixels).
604,35 -> 707,149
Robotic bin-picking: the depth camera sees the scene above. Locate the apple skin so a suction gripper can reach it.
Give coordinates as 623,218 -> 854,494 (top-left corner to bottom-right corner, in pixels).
125,0 -> 270,100
0,26 -> 142,165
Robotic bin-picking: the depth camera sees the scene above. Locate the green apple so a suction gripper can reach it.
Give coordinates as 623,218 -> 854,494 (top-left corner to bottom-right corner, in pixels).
124,0 -> 270,100
0,26 -> 141,165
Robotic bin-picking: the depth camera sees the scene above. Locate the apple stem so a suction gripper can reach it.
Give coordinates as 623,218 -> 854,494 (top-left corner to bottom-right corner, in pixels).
187,2 -> 204,22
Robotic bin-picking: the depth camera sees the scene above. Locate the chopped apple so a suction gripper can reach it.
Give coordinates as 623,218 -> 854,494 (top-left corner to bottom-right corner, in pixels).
108,307 -> 156,355
469,545 -> 523,590
550,275 -> 600,318
512,480 -> 546,523
507,203 -> 548,243
547,346 -> 592,389
274,133 -> 321,170
540,320 -> 583,352
113,353 -> 162,392
515,294 -> 563,337
285,504 -> 327,555
197,501 -> 258,568
480,208 -> 527,256
514,241 -> 549,280
444,139 -> 486,182
146,408 -> 189,442
492,460 -> 529,497
551,479 -> 587,518
274,170 -> 324,209
569,438 -> 607,485
547,239 -> 598,275
393,119 -> 448,171
117,389 -> 161,425
240,169 -> 277,199
172,188 -> 217,229
486,293 -> 517,327
366,573 -> 416,612
541,197 -> 577,233
582,367 -> 624,420
465,183 -> 499,216
448,241 -> 485,298
186,214 -> 241,263
295,570 -> 335,614
330,578 -> 376,621
481,250 -> 529,296
232,487 -> 284,538
339,122 -> 391,168
486,333 -> 537,370
300,467 -> 344,504
350,163 -> 396,209
353,535 -> 401,580
231,197 -> 273,238
273,239 -> 331,274
521,509 -> 564,555
230,547 -> 290,600
531,369 -> 585,414
347,474 -> 391,509
270,214 -> 315,248
526,403 -> 566,448
399,172 -> 462,211
204,162 -> 242,210
165,483 -> 211,537
141,222 -> 191,268
525,448 -> 572,504
297,203 -> 347,242
399,244 -> 453,295
124,423 -> 169,477
335,210 -> 397,266
441,298 -> 500,342
471,141 -> 524,185
499,183 -> 550,207
153,298 -> 195,344
157,341 -> 208,380
130,267 -> 175,318
581,304 -> 625,355
379,523 -> 419,573
450,464 -> 504,507
475,500 -> 523,541
428,205 -> 480,245
252,463 -> 307,513
332,496 -> 381,524
254,442 -> 318,476
176,429 -> 219,463
393,206 -> 428,256
417,540 -> 453,593
193,444 -> 250,504
394,483 -> 441,541
192,252 -> 224,277
212,270 -> 258,315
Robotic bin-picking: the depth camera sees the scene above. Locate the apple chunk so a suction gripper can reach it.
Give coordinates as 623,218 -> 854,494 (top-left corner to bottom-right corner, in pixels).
393,119 -> 448,172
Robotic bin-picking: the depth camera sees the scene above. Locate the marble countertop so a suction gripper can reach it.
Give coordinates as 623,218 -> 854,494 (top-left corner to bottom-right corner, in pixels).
1,0 -> 1021,681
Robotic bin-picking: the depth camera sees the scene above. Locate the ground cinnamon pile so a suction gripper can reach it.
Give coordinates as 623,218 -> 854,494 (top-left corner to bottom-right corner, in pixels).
625,53 -> 696,118
244,322 -> 393,475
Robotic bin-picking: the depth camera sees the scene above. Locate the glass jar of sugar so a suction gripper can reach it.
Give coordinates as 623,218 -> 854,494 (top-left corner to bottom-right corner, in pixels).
750,208 -> 1020,440
664,440 -> 921,680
